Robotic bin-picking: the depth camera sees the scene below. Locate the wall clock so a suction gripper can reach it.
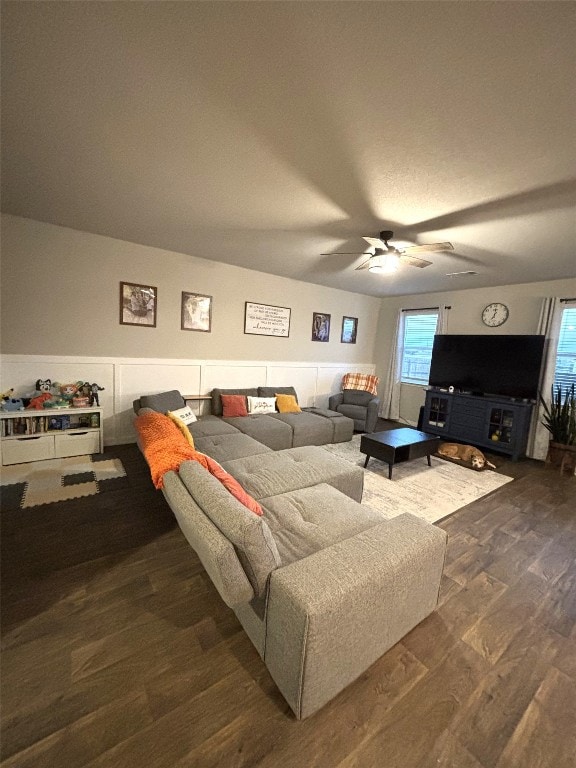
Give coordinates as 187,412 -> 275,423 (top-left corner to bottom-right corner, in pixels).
482,302 -> 509,327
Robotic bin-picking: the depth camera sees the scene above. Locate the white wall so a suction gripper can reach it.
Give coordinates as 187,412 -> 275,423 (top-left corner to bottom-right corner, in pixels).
0,215 -> 380,445
0,215 -> 380,362
375,278 -> 576,424
3,214 -> 574,438
0,355 -> 375,445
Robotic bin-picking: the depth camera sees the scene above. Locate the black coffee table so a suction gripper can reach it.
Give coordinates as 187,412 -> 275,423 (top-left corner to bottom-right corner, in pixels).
360,428 -> 441,480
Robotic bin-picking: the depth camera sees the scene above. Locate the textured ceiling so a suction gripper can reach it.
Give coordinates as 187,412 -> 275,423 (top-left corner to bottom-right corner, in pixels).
1,1 -> 575,297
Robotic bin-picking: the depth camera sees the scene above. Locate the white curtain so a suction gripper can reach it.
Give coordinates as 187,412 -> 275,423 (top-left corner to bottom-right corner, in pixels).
379,309 -> 403,420
436,304 -> 450,335
526,297 -> 563,460
379,306 -> 448,421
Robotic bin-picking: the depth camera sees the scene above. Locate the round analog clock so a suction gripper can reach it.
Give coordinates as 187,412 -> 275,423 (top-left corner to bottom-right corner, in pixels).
482,302 -> 509,327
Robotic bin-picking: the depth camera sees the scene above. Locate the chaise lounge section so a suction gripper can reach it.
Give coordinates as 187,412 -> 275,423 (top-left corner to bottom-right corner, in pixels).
133,389 -> 447,719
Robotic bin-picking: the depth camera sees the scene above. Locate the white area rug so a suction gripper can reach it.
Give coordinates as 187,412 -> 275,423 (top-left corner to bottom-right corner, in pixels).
324,435 -> 513,523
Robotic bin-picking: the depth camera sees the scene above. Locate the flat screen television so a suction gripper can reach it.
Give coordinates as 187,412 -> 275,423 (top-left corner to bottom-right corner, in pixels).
428,334 -> 546,401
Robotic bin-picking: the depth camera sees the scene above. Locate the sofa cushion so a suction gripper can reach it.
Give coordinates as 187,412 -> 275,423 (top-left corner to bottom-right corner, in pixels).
221,394 -> 248,418
221,446 -> 364,503
303,408 -> 355,443
276,394 -> 301,413
162,471 -> 255,608
303,407 -> 341,418
140,390 -> 186,413
223,414 -> 293,451
269,412 -> 333,447
259,483 -> 383,566
335,403 -> 370,424
189,416 -> 241,439
169,405 -> 197,424
247,396 -> 276,414
212,388 -> 258,416
342,390 -> 374,406
198,454 -> 263,516
178,461 -> 280,596
194,432 -> 272,463
166,411 -> 195,447
258,386 -> 298,402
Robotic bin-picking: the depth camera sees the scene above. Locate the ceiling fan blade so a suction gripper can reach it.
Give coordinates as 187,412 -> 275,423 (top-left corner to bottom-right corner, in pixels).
362,236 -> 384,249
320,251 -> 372,256
403,241 -> 454,254
355,257 -> 373,271
399,254 -> 433,268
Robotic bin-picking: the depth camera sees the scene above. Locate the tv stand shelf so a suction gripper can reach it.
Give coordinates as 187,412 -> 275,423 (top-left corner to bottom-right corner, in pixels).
423,390 -> 533,461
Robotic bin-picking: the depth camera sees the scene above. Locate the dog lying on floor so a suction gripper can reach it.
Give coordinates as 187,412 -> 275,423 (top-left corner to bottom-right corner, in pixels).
437,442 -> 496,471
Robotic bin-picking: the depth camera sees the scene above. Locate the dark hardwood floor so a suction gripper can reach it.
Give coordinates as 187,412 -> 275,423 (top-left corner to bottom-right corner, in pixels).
1,426 -> 575,768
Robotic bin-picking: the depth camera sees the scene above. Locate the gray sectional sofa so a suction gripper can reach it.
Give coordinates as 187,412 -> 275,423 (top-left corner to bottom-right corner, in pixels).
133,389 -> 447,719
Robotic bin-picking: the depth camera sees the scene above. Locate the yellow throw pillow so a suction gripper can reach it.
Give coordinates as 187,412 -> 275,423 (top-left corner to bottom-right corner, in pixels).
166,411 -> 195,447
276,394 -> 301,413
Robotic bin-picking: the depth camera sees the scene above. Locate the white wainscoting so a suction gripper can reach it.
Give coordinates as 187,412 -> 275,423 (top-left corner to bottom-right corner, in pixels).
1,355 -> 375,446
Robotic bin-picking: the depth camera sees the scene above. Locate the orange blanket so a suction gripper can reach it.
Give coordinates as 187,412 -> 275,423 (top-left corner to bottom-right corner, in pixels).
134,411 -> 262,515
135,411 -> 205,488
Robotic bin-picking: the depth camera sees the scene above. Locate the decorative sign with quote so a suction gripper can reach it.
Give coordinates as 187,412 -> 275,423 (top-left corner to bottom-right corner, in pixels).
244,302 -> 291,337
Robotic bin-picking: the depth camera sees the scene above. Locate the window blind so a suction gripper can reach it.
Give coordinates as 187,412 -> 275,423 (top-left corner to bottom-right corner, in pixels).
400,312 -> 439,385
553,306 -> 576,392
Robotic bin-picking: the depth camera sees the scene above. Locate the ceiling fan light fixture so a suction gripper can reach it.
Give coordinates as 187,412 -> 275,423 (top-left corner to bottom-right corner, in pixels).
368,251 -> 399,274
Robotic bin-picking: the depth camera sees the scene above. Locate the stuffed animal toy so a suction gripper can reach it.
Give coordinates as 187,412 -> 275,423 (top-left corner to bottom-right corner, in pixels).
1,388 -> 15,407
35,379 -> 53,394
89,383 -> 105,406
59,383 -> 80,400
3,397 -> 25,411
27,392 -> 53,410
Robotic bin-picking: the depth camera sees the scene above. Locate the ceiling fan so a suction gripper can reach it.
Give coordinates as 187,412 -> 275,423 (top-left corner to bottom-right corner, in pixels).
323,231 -> 454,273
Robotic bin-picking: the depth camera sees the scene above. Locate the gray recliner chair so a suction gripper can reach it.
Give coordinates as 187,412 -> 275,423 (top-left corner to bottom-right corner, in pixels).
328,389 -> 380,433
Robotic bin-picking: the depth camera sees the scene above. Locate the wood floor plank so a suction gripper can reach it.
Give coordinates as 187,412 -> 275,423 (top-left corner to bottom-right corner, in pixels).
528,537 -> 575,585
484,529 -> 551,585
449,621 -> 563,767
333,641 -> 489,768
437,570 -> 508,637
0,691 -> 152,768
83,669 -> 277,768
461,571 -> 549,663
1,439 -> 575,768
417,730 -> 485,768
251,642 -> 429,768
443,529 -> 517,586
495,667 -> 576,768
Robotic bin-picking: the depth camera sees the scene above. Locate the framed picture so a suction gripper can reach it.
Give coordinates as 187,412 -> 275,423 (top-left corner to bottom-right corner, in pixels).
120,282 -> 157,327
341,316 -> 358,344
244,302 -> 291,337
181,292 -> 212,332
312,312 -> 331,342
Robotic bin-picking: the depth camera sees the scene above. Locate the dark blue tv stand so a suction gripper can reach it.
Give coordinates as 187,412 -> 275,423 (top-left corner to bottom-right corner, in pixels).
423,389 -> 534,461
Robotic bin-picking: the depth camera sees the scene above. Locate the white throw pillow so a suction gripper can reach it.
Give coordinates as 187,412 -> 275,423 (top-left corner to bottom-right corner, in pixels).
169,405 -> 197,424
247,396 -> 276,415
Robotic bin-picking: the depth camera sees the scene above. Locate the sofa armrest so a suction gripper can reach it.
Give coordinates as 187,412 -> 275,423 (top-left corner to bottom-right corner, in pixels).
366,397 -> 380,432
264,513 -> 446,719
328,392 -> 344,410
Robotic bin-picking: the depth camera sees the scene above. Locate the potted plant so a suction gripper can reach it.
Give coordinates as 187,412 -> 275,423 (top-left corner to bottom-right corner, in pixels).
539,383 -> 576,472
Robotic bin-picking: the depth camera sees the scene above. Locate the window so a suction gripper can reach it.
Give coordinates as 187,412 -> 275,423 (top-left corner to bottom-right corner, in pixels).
400,311 -> 439,385
553,306 -> 576,391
